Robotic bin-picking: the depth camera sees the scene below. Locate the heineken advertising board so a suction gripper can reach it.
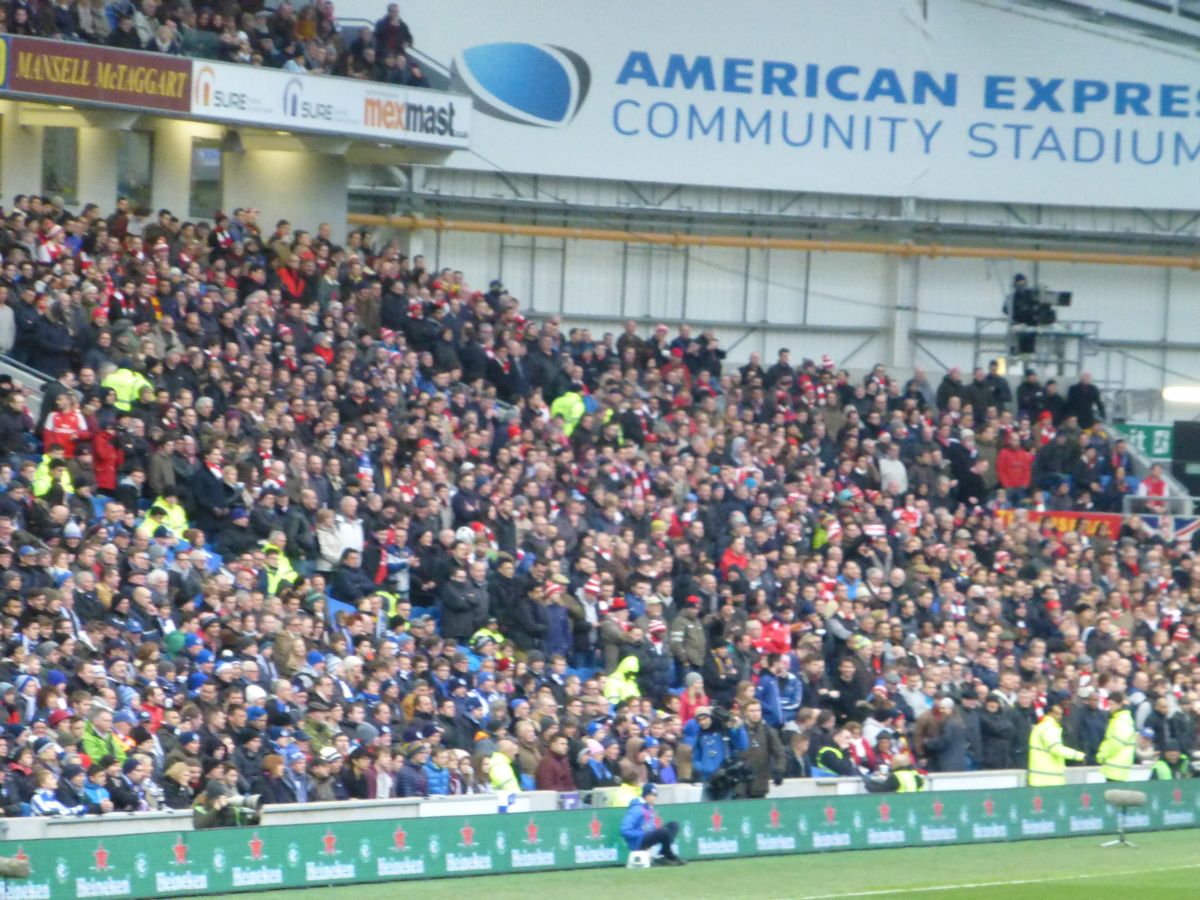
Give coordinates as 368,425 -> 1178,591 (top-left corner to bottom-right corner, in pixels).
2,781 -> 1197,898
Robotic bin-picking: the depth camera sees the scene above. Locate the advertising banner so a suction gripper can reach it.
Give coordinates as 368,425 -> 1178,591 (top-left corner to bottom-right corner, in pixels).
0,781 -> 1196,899
994,508 -> 1122,540
0,35 -> 190,113
190,60 -> 470,149
389,0 -> 1200,207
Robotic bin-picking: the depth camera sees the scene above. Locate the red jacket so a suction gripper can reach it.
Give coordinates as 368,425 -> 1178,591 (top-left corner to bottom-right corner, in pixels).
996,447 -> 1033,489
92,431 -> 124,492
534,750 -> 576,791
719,547 -> 749,579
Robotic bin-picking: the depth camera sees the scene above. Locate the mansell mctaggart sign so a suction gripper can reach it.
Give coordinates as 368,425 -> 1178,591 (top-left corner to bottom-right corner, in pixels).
4,35 -> 189,113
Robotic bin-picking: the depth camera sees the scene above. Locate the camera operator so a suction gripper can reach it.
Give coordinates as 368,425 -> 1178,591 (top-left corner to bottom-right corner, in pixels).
1005,273 -> 1041,356
193,781 -> 239,830
192,779 -> 263,830
684,706 -> 748,800
1007,274 -> 1036,327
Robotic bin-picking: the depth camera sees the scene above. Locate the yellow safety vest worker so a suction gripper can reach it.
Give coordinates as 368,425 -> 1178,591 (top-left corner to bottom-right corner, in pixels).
153,496 -> 189,538
610,781 -> 639,808
894,769 -> 926,792
488,752 -> 520,794
1096,708 -> 1137,782
32,455 -> 73,497
470,625 -> 503,646
604,654 -> 641,704
814,744 -> 846,778
102,367 -> 153,412
1028,715 -> 1085,787
549,391 -> 586,436
262,545 -> 299,595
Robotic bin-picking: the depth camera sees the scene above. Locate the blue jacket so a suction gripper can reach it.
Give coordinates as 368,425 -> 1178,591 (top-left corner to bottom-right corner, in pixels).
683,721 -> 748,779
543,602 -> 573,659
755,674 -> 784,728
778,671 -> 803,718
620,797 -> 654,849
423,761 -> 451,796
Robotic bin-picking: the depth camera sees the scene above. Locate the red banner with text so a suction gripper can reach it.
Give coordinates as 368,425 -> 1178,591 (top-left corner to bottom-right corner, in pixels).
2,35 -> 190,113
994,509 -> 1122,540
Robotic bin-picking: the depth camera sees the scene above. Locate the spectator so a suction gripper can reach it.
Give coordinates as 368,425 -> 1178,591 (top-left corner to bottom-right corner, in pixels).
535,733 -> 576,792
923,698 -> 968,773
1064,686 -> 1108,764
1066,372 -> 1105,430
979,693 -> 1015,770
106,12 -> 141,48
374,3 -> 413,56
741,700 -> 785,798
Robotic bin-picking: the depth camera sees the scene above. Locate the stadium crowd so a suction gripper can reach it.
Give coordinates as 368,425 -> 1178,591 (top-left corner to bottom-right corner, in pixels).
0,191 -> 1193,820
1,0 -> 430,87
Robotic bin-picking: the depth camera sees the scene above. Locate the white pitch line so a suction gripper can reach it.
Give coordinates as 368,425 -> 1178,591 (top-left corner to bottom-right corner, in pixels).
786,862 -> 1200,899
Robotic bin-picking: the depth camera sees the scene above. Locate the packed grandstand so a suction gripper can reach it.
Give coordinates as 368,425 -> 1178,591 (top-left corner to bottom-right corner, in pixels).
10,0 -> 429,86
0,186 -> 1189,827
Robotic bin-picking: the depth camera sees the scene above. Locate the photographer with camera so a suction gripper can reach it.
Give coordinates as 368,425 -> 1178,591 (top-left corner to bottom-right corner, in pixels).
684,706 -> 749,800
192,780 -> 264,830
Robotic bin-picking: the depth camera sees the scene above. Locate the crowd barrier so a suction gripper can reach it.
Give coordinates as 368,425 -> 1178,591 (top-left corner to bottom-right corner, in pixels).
0,778 -> 1195,899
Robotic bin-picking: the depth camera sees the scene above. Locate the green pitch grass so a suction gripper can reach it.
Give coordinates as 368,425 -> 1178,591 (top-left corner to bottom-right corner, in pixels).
212,828 -> 1200,900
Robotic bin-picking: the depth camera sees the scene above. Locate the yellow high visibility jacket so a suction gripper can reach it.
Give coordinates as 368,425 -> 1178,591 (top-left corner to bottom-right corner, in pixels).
153,497 -> 189,538
549,391 -> 585,436
1096,709 -> 1137,782
604,654 -> 641,705
32,454 -> 73,497
262,544 -> 299,595
610,782 -> 640,808
102,367 -> 154,412
1028,715 -> 1085,787
488,752 -> 520,794
894,769 -> 927,792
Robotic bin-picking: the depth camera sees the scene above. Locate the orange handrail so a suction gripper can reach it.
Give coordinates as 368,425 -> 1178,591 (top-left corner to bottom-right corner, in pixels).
345,213 -> 1200,270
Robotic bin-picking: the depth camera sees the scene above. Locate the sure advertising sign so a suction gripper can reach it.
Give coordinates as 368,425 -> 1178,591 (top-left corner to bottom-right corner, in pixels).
189,60 -> 470,149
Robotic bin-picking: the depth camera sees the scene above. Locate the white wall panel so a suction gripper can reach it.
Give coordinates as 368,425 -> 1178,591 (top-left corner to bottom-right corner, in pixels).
620,245 -> 687,322
805,252 -> 890,329
528,238 -> 564,313
1036,264 -> 1167,343
915,257 -> 1011,331
428,230 -> 500,290
496,236 -> 535,305
1163,269 -> 1200,348
685,246 -> 749,323
759,249 -> 808,326
561,240 -> 624,319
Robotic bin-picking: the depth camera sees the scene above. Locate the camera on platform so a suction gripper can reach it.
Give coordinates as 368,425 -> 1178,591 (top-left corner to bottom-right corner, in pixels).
1007,274 -> 1072,327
